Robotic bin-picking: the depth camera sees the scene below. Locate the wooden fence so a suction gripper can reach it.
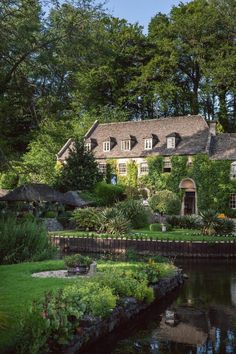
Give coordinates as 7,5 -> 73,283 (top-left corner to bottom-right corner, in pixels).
50,235 -> 236,258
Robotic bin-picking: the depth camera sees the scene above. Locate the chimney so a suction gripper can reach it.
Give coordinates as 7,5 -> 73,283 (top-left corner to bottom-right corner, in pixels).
209,121 -> 216,136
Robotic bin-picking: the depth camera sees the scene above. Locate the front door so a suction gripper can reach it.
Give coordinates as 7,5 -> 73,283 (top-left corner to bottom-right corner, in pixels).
184,191 -> 196,215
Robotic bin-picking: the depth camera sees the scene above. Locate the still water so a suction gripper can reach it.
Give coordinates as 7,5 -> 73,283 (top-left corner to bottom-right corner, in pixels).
85,260 -> 236,354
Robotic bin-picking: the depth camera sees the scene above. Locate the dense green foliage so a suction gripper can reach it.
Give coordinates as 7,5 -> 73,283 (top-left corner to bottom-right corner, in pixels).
149,190 -> 181,215
64,254 -> 92,267
0,217 -> 55,264
55,139 -> 101,192
93,182 -> 125,206
146,154 -> 236,215
72,207 -> 101,231
14,261 -> 166,353
1,0 -> 236,186
116,199 -> 151,229
166,215 -> 202,229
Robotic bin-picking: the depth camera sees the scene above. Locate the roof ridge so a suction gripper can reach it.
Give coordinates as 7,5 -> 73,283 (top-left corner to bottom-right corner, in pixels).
98,115 -> 206,127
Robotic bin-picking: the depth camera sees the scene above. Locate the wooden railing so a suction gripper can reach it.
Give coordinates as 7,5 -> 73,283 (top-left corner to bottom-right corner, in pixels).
50,235 -> 236,258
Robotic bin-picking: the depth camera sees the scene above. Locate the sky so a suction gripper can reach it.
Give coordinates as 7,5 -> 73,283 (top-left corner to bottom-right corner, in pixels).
100,0 -> 189,33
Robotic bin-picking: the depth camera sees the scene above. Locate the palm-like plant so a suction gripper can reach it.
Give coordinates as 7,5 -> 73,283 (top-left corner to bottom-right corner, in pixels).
200,209 -> 219,235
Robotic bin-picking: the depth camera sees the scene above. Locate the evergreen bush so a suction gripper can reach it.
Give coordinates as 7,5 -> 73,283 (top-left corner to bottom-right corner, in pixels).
149,190 -> 181,215
94,182 -> 125,206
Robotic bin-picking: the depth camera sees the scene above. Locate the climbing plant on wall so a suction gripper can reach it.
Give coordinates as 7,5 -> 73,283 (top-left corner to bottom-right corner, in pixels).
145,153 -> 236,215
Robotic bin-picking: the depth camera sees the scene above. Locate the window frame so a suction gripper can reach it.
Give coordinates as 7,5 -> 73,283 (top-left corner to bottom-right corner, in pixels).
119,163 -> 127,175
144,138 -> 152,150
230,193 -> 236,209
121,140 -> 131,151
167,137 -> 176,149
230,163 -> 236,180
98,163 -> 107,175
85,142 -> 91,152
103,141 -> 111,152
140,162 -> 149,175
163,157 -> 172,173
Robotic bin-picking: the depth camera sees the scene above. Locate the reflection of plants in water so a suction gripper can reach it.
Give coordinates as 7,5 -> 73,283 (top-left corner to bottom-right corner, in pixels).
0,311 -> 9,332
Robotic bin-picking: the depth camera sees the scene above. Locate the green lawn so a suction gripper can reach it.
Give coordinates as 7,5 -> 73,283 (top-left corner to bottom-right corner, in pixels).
0,260 -> 77,351
51,228 -> 236,242
0,259 -> 175,352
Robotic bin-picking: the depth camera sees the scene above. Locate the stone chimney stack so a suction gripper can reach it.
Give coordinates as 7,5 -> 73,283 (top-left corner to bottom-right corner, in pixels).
209,121 -> 216,136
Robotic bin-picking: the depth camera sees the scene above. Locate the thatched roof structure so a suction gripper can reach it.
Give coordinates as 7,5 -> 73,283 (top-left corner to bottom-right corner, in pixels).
0,184 -> 90,207
63,191 -> 91,207
0,189 -> 9,198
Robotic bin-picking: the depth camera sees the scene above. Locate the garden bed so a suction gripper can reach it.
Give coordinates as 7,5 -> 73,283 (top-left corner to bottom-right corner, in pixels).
63,272 -> 184,354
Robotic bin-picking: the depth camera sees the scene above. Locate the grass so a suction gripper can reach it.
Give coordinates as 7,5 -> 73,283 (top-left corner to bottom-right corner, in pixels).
0,258 -> 174,351
50,228 -> 236,242
0,260 -> 77,351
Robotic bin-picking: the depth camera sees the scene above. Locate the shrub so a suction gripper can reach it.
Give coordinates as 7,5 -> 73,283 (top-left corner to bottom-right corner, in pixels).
124,186 -> 140,200
200,209 -> 235,236
44,211 -> 57,218
215,218 -> 235,235
166,215 -> 202,229
94,182 -> 125,206
200,209 -> 219,235
0,217 -> 55,264
149,190 -> 181,215
142,260 -> 160,284
99,208 -> 131,234
116,199 -> 151,229
72,207 -> 101,231
98,269 -> 154,303
64,254 -> 92,268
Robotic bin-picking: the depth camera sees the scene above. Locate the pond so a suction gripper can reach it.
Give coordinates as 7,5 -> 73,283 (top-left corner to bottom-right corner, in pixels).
84,260 -> 236,354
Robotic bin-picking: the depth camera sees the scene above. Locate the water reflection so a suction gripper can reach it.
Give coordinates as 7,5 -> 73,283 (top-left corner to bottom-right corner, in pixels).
84,260 -> 236,354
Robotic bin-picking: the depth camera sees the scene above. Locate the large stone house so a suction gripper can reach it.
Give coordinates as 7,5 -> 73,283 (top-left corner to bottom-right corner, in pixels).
57,115 -> 236,215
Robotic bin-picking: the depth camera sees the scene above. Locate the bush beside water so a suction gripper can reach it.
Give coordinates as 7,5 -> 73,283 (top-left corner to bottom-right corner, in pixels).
15,261 -> 166,353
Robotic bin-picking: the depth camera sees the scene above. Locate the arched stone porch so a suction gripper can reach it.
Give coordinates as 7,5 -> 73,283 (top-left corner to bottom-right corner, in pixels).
179,178 -> 198,215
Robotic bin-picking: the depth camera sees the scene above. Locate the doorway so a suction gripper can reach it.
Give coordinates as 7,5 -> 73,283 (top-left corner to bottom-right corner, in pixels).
184,191 -> 196,215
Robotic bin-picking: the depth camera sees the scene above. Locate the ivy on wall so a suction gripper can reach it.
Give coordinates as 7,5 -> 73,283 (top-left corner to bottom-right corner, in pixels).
146,154 -> 236,214
104,154 -> 236,215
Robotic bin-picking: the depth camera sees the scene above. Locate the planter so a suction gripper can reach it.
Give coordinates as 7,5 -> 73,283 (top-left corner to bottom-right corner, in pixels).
67,265 -> 90,276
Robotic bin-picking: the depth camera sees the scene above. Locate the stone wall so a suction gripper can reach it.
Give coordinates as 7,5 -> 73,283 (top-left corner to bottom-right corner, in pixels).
41,218 -> 63,232
63,272 -> 184,354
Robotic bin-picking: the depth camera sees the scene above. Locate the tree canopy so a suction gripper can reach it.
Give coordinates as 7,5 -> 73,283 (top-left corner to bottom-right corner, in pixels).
1,0 -> 236,185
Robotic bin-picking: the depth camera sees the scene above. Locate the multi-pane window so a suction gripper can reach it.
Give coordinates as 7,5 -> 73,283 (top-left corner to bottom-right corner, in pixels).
230,163 -> 236,180
144,138 -> 152,150
119,163 -> 127,175
230,194 -> 236,209
140,162 -> 149,174
167,137 -> 175,149
121,140 -> 131,151
163,157 -> 172,172
85,143 -> 91,152
103,141 -> 110,152
98,163 -> 106,175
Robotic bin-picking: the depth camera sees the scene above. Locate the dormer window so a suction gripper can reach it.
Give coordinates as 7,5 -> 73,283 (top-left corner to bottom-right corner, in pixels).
103,137 -> 116,152
144,138 -> 152,150
230,162 -> 236,180
103,141 -> 110,152
85,143 -> 91,152
167,137 -> 176,149
85,138 -> 97,152
166,133 -> 181,149
121,140 -> 131,151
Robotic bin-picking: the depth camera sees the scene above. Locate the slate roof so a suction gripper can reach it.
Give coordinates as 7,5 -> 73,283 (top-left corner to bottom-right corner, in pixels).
210,134 -> 236,160
84,115 -> 210,159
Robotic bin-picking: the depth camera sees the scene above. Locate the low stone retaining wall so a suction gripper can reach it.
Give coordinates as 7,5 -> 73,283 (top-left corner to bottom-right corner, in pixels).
51,236 -> 236,258
63,272 -> 184,354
